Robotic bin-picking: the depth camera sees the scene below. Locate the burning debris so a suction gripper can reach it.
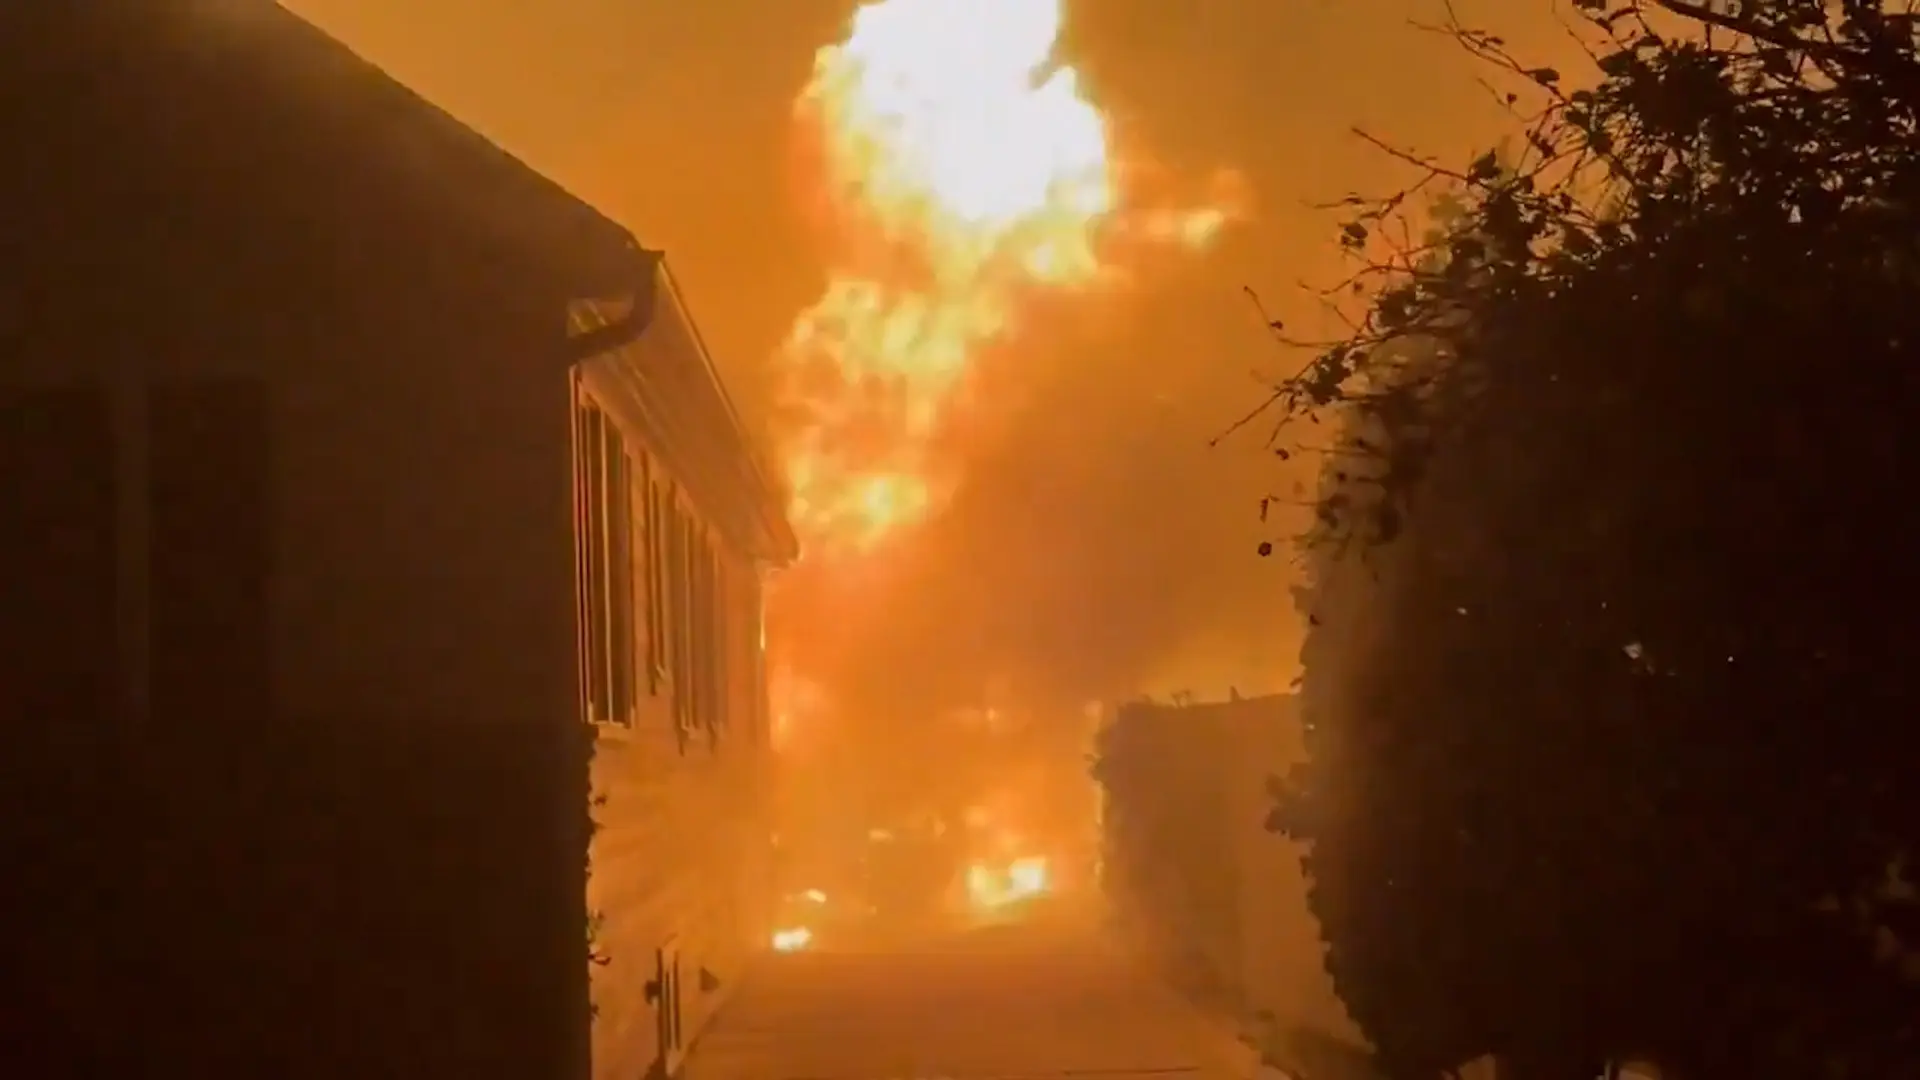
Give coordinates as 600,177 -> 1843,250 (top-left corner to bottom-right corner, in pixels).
770,926 -> 814,953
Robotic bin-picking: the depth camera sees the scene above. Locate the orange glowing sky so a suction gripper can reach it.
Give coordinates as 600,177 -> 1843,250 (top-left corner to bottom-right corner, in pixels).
285,0 -> 1579,698
283,0 -> 1573,410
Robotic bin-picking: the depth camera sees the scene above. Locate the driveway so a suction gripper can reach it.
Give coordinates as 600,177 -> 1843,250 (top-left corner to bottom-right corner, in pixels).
682,920 -> 1254,1080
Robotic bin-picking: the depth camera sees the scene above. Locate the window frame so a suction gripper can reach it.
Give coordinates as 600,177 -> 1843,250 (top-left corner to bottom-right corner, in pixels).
666,493 -> 695,741
571,378 -> 638,729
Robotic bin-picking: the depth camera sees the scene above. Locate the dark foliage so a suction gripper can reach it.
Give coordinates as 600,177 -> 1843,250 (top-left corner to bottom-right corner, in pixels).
1262,3 -> 1920,1077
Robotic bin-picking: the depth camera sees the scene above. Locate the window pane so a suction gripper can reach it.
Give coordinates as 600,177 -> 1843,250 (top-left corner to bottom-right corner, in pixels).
583,406 -> 609,722
572,390 -> 592,720
608,439 -> 632,724
634,455 -> 657,695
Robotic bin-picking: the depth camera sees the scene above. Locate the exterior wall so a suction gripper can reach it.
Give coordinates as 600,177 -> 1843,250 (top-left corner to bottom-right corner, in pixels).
1096,696 -> 1361,1053
6,19 -> 786,1080
574,337 -> 777,1080
1,65 -> 590,1080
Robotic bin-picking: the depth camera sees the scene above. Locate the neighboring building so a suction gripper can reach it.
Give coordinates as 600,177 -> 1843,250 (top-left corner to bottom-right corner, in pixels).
0,4 -> 793,1079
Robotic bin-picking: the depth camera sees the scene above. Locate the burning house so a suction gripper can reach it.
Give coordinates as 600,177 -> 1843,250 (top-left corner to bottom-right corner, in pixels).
0,4 -> 791,1078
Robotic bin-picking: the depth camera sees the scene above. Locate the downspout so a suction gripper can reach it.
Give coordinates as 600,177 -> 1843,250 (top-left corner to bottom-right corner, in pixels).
561,250 -> 663,363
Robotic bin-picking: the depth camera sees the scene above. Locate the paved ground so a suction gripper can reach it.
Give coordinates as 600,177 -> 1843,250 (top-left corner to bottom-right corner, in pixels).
682,917 -> 1254,1080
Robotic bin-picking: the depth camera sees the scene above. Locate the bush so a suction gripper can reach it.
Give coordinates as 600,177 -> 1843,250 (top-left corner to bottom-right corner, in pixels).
1264,4 -> 1920,1076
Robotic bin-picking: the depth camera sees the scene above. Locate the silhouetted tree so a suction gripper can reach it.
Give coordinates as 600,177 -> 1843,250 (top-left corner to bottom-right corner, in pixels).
1262,3 -> 1920,1077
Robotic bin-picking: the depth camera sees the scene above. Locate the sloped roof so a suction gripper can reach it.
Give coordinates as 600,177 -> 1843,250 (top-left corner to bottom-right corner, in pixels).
18,0 -> 653,302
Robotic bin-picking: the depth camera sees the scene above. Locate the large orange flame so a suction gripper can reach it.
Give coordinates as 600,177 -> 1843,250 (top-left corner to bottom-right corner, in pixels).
762,0 -> 1239,785
774,0 -> 1232,556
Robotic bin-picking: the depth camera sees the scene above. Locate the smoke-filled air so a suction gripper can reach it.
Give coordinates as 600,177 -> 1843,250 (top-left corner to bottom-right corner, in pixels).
73,0 -> 1920,1076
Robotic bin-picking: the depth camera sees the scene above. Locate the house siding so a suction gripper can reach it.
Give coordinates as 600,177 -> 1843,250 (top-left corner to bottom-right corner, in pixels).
574,334 -> 778,1080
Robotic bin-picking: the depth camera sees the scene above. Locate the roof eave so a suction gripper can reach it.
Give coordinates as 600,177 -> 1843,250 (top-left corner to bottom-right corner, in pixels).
562,248 -> 664,363
653,262 -> 800,564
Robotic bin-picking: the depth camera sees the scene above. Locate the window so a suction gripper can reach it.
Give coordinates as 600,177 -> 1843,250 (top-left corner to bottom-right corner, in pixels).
572,382 -> 636,727
692,536 -> 716,745
658,496 -> 730,748
666,493 -> 694,739
703,546 -> 728,740
672,520 -> 734,749
641,475 -> 740,751
609,439 -> 635,720
639,458 -> 667,694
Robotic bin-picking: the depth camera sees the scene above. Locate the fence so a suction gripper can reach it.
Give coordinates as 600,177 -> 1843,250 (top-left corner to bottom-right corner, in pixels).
1093,693 -> 1360,1045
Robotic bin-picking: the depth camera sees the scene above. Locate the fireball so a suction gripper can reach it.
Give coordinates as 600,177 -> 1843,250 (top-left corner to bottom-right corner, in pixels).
772,0 -> 1233,556
763,0 -> 1239,763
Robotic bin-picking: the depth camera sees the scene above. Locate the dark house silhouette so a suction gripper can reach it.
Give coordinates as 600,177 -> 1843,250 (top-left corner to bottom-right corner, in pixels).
0,4 -> 791,1077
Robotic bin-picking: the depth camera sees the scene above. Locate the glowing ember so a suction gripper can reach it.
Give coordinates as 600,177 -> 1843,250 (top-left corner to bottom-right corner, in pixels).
773,0 -> 1232,555
771,926 -> 814,952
